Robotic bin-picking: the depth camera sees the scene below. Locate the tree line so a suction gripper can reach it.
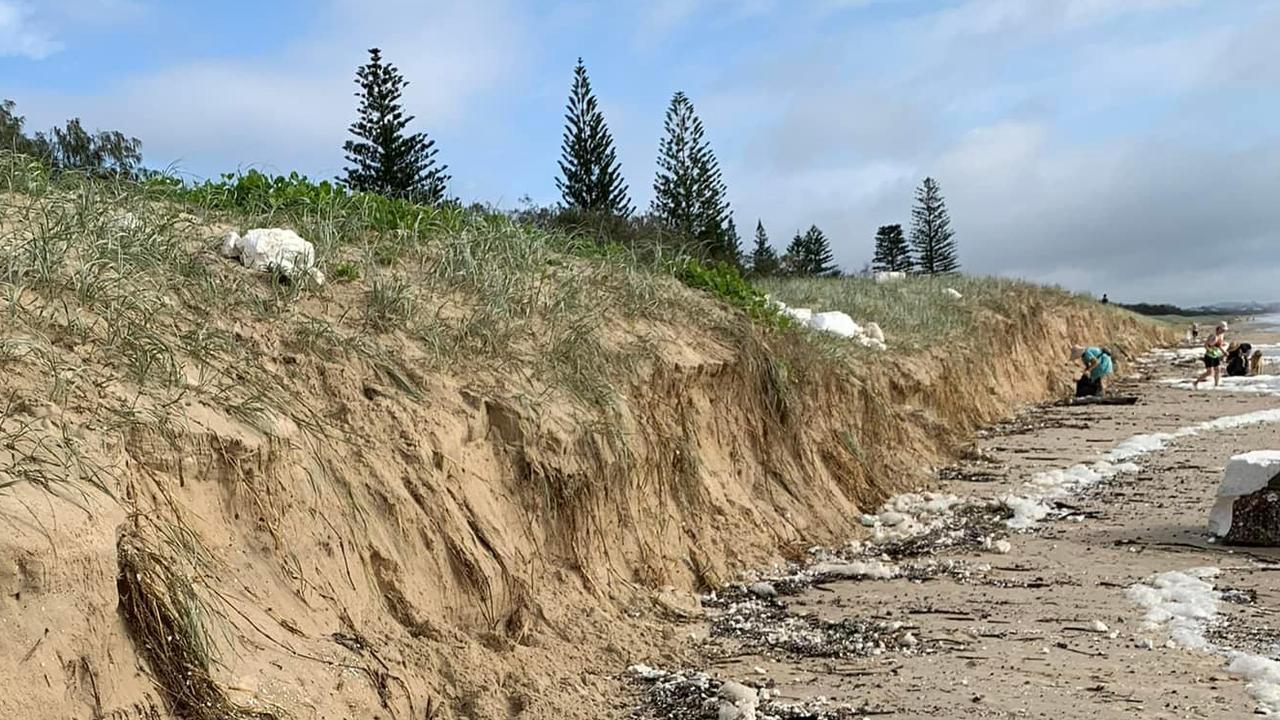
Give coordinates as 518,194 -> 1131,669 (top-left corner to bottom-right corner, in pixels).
0,99 -> 143,177
1,48 -> 960,277
341,49 -> 962,276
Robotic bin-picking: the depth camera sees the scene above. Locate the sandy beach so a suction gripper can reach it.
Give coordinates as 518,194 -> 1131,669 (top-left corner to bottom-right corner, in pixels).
636,327 -> 1280,719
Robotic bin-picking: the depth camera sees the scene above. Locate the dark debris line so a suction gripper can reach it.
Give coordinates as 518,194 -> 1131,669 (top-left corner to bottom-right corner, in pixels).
632,669 -> 885,720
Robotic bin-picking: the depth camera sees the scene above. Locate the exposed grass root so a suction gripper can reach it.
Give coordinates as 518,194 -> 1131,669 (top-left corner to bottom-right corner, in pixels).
117,525 -> 278,720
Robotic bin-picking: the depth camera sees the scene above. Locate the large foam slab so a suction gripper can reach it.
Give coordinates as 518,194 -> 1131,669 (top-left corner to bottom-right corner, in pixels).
1208,451 -> 1280,537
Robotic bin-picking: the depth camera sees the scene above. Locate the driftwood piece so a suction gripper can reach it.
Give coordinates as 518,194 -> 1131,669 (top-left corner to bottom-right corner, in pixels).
1063,395 -> 1140,406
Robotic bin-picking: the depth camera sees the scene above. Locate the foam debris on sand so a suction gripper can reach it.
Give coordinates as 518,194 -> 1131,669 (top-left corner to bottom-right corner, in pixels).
220,228 -> 325,284
807,560 -> 898,580
997,407 -> 1280,530
1126,568 -> 1280,716
765,298 -> 886,349
631,666 -> 870,719
1127,568 -> 1221,651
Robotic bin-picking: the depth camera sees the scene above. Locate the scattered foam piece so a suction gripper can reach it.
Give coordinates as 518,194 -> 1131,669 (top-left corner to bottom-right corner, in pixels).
809,560 -> 898,580
1003,495 -> 1052,530
1227,654 -> 1280,715
999,407 -> 1280,530
1162,376 -> 1280,398
629,664 -> 668,681
221,228 -> 324,284
809,311 -> 862,338
1208,451 -> 1280,537
1126,567 -> 1220,651
767,298 -> 885,348
781,306 -> 812,324
873,271 -> 905,283
944,288 -> 963,299
1126,568 -> 1280,715
1105,433 -> 1175,462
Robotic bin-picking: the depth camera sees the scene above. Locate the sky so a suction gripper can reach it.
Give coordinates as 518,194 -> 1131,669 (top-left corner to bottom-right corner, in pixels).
2,0 -> 1278,305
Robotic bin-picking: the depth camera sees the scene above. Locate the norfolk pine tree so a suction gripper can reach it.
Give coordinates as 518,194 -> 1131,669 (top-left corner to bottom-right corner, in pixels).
651,92 -> 735,262
725,217 -> 744,267
342,48 -> 449,202
801,225 -> 839,276
872,224 -> 913,272
556,59 -> 632,217
750,220 -> 780,276
782,225 -> 838,276
910,177 -> 959,273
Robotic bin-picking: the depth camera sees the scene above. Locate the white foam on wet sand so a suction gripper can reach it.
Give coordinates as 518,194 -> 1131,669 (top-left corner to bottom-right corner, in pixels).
1128,568 -> 1280,715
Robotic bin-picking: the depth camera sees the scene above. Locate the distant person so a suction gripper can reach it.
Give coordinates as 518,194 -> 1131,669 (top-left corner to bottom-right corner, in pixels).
1226,342 -> 1253,377
1100,294 -> 1109,304
1072,345 -> 1113,397
1193,322 -> 1229,389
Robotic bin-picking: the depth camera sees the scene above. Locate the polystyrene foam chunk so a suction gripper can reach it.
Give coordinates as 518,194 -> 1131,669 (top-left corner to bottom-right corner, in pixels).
809,311 -> 862,338
1208,451 -> 1280,536
782,306 -> 812,323
1220,452 -> 1280,497
222,228 -> 323,283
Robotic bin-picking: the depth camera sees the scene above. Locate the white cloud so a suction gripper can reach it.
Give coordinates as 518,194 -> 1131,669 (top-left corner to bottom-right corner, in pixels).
20,0 -> 527,178
0,1 -> 61,59
925,0 -> 1202,39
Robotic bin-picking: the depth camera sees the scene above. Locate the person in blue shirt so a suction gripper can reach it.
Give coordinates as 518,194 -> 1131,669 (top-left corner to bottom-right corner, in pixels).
1071,345 -> 1113,397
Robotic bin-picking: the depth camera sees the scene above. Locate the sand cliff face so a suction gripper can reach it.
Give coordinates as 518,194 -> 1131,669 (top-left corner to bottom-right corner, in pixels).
0,287 -> 1167,719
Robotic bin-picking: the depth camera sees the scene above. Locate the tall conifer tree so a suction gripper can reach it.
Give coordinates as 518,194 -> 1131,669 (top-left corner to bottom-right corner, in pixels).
342,48 -> 448,202
556,59 -> 632,216
801,225 -> 839,276
750,220 -> 780,276
782,225 -> 839,276
910,177 -> 958,274
872,223 -> 913,272
651,92 -> 734,261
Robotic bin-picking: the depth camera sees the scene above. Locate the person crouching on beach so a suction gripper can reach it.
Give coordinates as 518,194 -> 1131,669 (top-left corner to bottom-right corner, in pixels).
1072,345 -> 1113,397
1193,322 -> 1229,389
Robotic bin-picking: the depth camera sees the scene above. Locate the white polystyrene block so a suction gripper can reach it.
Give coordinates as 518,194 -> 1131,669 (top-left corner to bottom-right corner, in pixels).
1208,451 -> 1280,537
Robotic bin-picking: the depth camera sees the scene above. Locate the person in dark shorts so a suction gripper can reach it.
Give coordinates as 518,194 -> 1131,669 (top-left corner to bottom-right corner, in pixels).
1193,323 -> 1228,389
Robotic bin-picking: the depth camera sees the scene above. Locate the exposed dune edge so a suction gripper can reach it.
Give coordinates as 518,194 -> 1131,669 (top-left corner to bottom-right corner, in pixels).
0,297 -> 1167,720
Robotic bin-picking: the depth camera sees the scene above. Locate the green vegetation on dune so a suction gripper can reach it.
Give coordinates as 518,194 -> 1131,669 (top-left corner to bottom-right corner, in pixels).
2,155 -> 790,433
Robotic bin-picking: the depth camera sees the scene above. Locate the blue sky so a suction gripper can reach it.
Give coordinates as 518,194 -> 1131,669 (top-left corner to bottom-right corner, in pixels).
3,0 -> 1279,304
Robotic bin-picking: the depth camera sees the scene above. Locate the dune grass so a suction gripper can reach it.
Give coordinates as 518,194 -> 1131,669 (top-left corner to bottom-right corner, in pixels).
0,155 -> 724,430
759,274 -> 1098,352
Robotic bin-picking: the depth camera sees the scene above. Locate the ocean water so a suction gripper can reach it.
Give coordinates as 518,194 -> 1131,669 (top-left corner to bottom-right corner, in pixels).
1253,313 -> 1280,332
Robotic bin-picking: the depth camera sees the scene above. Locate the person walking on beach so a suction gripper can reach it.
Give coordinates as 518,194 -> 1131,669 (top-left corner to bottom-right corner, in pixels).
1193,322 -> 1229,389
